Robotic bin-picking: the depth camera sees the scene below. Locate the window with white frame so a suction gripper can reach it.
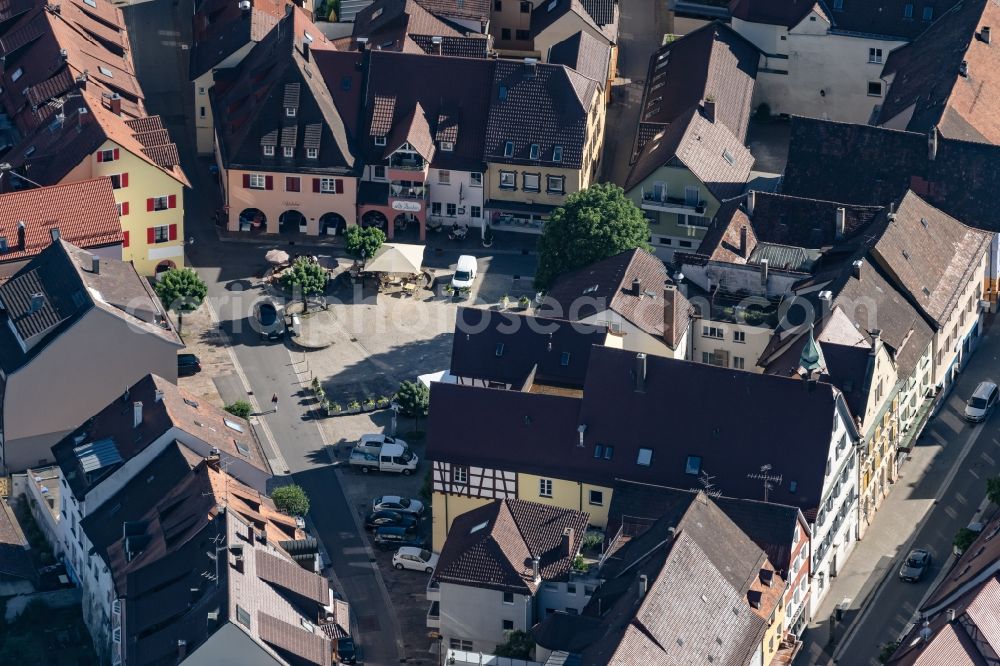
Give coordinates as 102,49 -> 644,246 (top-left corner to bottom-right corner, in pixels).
151,225 -> 170,243
504,141 -> 514,157
589,489 -> 603,506
374,136 -> 386,146
552,145 -> 563,162
500,171 -> 516,189
320,178 -> 338,193
471,205 -> 482,218
249,174 -> 266,189
470,172 -> 483,186
263,145 -> 275,156
868,81 -> 883,96
523,173 -> 540,192
702,326 -> 723,339
438,170 -> 450,185
373,165 -> 386,179
529,143 -> 540,160
11,67 -> 22,82
734,330 -> 746,343
431,202 -> 442,216
99,149 -> 116,162
539,478 -> 553,497
283,146 -> 293,158
440,141 -> 454,151
286,107 -> 296,117
447,203 -> 457,216
546,175 -> 564,193
151,196 -> 170,211
306,148 -> 318,159
733,356 -> 745,370
452,466 -> 468,484
868,47 -> 883,63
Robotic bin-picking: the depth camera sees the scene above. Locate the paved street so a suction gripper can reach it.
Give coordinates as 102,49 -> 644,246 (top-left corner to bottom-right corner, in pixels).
796,316 -> 1000,665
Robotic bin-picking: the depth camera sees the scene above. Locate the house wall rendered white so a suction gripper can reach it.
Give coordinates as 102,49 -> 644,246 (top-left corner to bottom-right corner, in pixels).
438,582 -> 532,653
427,167 -> 487,230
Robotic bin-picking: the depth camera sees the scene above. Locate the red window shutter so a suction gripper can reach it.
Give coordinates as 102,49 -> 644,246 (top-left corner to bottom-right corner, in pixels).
147,198 -> 154,212
113,148 -> 119,161
243,174 -> 251,188
313,178 -> 320,193
168,194 -> 177,209
96,151 -> 103,163
121,201 -> 129,216
147,227 -> 155,244
121,173 -> 128,187
335,179 -> 344,194
123,231 -> 129,247
168,224 -> 177,241
265,175 -> 273,190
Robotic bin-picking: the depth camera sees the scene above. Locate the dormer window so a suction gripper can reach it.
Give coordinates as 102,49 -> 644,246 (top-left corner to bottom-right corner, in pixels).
306,148 -> 318,159
286,107 -> 296,117
283,146 -> 293,158
553,145 -> 563,162
440,141 -> 454,151
263,145 -> 275,156
503,141 -> 513,157
11,67 -> 22,82
375,136 -> 387,146
529,144 -> 540,160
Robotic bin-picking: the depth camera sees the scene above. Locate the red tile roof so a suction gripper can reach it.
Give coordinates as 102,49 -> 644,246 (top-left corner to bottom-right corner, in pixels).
0,178 -> 121,265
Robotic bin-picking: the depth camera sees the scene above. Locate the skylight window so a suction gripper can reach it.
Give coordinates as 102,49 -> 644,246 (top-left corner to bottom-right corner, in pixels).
99,66 -> 114,78
685,455 -> 702,475
235,440 -> 250,456
637,448 -> 653,466
560,352 -> 571,366
470,520 -> 489,534
495,343 -> 504,357
552,145 -> 563,162
529,143 -> 540,160
504,141 -> 514,157
224,419 -> 244,433
582,284 -> 599,295
11,67 -> 22,82
83,0 -> 96,6
547,0 -> 557,10
723,149 -> 735,166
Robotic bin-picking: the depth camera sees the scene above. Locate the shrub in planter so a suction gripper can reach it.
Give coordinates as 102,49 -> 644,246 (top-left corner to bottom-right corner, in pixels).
326,401 -> 342,416
347,400 -> 361,413
518,295 -> 531,310
362,398 -> 377,411
499,294 -> 510,309
315,388 -> 326,404
311,377 -> 322,394
376,396 -> 391,408
482,225 -> 494,248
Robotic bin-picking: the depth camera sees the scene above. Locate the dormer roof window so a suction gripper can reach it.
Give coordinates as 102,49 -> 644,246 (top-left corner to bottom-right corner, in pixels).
503,141 -> 514,157
529,144 -> 540,160
286,107 -> 296,117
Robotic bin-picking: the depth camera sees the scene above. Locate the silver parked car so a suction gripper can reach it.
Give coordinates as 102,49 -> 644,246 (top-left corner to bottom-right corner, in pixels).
965,381 -> 999,422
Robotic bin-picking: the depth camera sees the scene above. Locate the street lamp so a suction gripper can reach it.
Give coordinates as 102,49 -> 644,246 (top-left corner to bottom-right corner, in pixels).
390,401 -> 400,436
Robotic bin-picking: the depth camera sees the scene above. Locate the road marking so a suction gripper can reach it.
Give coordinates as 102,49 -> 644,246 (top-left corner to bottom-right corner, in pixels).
944,505 -> 958,519
955,491 -> 968,505
982,451 -> 995,465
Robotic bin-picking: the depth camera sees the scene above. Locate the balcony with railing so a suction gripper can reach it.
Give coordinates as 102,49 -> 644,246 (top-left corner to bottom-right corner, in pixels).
389,183 -> 428,199
640,186 -> 706,215
388,154 -> 428,181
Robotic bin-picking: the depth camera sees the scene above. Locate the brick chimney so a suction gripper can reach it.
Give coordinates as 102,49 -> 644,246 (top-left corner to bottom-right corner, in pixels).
739,225 -> 748,258
983,26 -> 992,44
703,98 -> 716,123
561,527 -> 574,558
109,94 -> 122,116
133,401 -> 143,428
634,353 -> 647,392
631,276 -> 642,296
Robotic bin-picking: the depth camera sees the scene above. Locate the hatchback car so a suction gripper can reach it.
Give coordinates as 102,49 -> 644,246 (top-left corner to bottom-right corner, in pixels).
965,381 -> 999,422
335,637 -> 357,664
373,525 -> 425,551
177,353 -> 202,377
253,299 -> 285,340
364,510 -> 416,531
372,495 -> 424,516
899,548 -> 932,582
392,547 -> 439,573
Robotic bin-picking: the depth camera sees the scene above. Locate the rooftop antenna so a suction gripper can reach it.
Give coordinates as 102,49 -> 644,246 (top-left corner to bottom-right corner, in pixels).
747,464 -> 783,502
698,469 -> 721,498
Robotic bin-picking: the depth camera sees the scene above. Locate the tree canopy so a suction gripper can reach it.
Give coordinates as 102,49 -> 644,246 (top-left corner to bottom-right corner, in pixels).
272,484 -> 310,517
345,225 -> 386,260
395,380 -> 429,432
154,267 -> 207,314
282,257 -> 327,306
535,183 -> 652,289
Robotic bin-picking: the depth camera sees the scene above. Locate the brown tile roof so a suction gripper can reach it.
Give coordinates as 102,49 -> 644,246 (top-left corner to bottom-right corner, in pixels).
485,58 -> 597,169
189,0 -> 292,79
407,33 -> 489,57
257,613 -> 332,666
878,0 -> 1000,144
0,178 -> 121,265
871,190 -> 990,327
384,100 -> 435,160
255,550 -> 330,603
0,498 -> 34,581
352,0 -> 489,57
415,0 -> 490,22
922,515 -> 1000,614
781,116 -> 1000,232
52,374 -> 265,501
211,7 -> 355,174
434,499 -> 589,594
531,0 -> 617,42
539,249 -> 673,341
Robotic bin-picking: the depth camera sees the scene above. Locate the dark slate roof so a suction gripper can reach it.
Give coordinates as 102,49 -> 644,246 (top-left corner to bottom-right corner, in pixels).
877,0 -> 1000,144
870,190 -> 990,327
433,499 -> 588,594
450,307 -> 606,388
579,0 -> 616,25
428,346 -> 853,515
0,240 -> 179,374
538,249 -> 672,341
349,50 -> 494,172
415,0 -> 490,23
211,8 -> 356,174
531,0 -> 616,42
189,0 -> 289,79
728,0 -> 815,28
711,495 -> 804,574
575,493 -> 774,665
781,116 -> 1000,232
484,58 -> 598,169
350,0 -> 488,57
547,30 -> 610,86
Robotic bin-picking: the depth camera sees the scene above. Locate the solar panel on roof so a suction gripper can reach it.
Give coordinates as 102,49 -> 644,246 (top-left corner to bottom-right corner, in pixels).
73,437 -> 122,473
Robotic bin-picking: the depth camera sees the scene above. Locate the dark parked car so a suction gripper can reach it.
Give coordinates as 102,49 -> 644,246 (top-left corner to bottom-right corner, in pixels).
899,548 -> 932,582
373,525 -> 425,551
335,637 -> 357,664
364,510 -> 416,531
253,299 -> 285,340
177,353 -> 201,376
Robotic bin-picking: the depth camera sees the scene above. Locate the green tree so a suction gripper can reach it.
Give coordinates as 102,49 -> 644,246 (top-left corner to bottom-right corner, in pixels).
345,225 -> 386,260
272,484 -> 310,517
154,267 -> 207,335
282,257 -> 327,311
987,476 -> 1000,506
395,380 -> 429,434
534,182 -> 652,289
224,400 -> 252,420
954,527 -> 979,555
494,630 -> 534,659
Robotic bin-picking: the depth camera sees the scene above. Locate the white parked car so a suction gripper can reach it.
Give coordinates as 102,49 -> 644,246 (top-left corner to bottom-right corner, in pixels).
393,547 -> 438,573
357,433 -> 408,450
372,495 -> 424,515
451,255 -> 477,289
965,381 -> 999,422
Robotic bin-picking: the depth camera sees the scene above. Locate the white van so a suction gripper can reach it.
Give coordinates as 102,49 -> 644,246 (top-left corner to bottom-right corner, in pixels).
451,255 -> 477,289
